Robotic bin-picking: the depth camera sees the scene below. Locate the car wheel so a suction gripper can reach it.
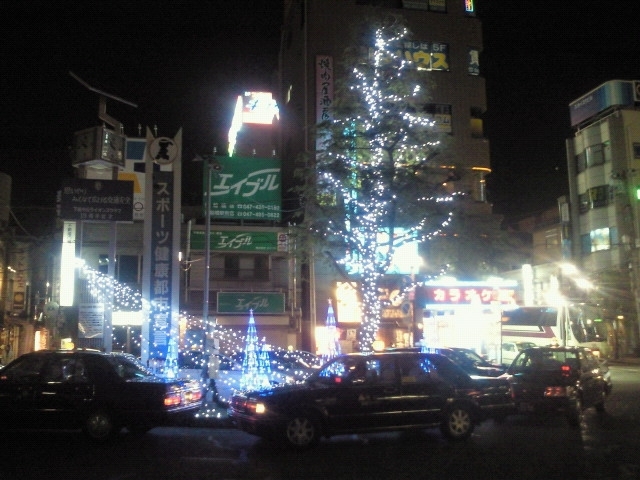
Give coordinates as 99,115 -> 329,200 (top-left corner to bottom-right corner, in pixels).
284,414 -> 320,449
83,410 -> 119,441
441,404 -> 474,440
566,396 -> 582,427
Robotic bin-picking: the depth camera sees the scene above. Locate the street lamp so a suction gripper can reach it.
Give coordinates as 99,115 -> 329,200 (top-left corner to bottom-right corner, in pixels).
193,150 -> 222,336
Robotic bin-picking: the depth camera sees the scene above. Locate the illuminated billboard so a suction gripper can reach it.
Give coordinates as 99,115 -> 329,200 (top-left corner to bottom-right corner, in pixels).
203,156 -> 281,221
239,91 -> 279,125
228,91 -> 279,155
569,80 -> 638,127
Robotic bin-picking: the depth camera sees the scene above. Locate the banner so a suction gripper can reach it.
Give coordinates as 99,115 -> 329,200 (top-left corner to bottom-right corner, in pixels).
217,292 -> 285,314
190,230 -> 287,252
204,156 -> 281,221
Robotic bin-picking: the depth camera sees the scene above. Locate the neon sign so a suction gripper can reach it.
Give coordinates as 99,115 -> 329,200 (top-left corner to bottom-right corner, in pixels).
465,0 -> 474,13
423,286 -> 516,305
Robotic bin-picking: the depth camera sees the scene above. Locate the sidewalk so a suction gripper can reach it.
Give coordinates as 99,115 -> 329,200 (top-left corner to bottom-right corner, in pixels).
189,399 -> 232,428
608,354 -> 640,366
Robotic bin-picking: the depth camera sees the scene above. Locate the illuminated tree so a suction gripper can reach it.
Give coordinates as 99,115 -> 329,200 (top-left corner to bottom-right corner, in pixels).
298,16 -> 458,352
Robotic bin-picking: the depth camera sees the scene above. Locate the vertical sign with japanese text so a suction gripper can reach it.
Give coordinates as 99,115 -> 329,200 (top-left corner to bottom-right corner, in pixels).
148,170 -> 174,357
142,126 -> 182,367
316,55 -> 333,151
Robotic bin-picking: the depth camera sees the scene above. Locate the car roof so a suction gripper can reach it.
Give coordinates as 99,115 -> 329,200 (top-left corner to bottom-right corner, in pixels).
521,345 -> 582,353
22,349 -> 137,360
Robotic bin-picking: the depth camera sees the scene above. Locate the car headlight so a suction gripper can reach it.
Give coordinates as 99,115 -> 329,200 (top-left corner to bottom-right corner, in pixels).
245,399 -> 267,414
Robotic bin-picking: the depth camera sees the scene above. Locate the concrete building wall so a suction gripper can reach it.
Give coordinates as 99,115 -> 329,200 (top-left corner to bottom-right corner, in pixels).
566,86 -> 640,353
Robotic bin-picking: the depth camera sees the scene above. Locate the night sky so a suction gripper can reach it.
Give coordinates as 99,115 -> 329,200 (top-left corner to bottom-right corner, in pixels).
2,1 -> 640,220
480,1 -> 640,217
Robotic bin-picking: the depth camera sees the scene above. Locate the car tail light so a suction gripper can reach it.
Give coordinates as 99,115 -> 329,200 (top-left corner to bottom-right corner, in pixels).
185,389 -> 202,403
164,392 -> 182,407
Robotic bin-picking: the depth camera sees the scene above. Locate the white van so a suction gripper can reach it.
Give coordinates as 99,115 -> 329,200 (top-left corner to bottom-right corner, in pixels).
501,341 -> 537,366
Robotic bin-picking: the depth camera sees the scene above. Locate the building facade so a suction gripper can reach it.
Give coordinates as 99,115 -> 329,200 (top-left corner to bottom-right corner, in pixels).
565,79 -> 640,355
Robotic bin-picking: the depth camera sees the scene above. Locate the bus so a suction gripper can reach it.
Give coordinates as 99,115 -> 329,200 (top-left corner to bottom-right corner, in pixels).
500,304 -> 611,360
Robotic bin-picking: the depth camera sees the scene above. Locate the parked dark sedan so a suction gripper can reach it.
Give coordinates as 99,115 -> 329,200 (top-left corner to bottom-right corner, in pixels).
0,349 -> 202,440
437,347 -> 506,377
228,351 -> 515,449
386,346 -> 506,377
505,346 -> 610,426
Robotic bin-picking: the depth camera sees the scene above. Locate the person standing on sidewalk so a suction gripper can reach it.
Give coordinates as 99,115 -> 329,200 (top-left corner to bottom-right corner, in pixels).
201,347 -> 221,406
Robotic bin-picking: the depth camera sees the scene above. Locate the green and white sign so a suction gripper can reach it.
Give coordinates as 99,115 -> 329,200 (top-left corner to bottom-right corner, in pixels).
217,292 -> 285,314
190,230 -> 286,252
204,156 -> 281,221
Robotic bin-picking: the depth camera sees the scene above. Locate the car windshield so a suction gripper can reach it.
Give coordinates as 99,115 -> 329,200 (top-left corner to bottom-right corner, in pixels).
447,349 -> 486,367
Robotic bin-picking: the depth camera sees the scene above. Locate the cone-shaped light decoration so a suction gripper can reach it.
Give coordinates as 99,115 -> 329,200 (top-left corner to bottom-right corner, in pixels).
323,299 -> 341,363
240,309 -> 270,391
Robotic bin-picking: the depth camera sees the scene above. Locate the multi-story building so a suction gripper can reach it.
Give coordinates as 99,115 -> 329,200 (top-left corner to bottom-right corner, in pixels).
565,79 -> 640,355
278,0 -> 496,351
181,90 -> 302,353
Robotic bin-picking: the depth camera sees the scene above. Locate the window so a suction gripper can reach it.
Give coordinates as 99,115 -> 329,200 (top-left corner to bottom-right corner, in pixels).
470,107 -> 483,138
224,255 -> 240,279
545,229 -> 559,249
357,0 -> 402,6
576,143 -> 608,172
254,255 -> 269,281
586,144 -> 604,167
4,355 -> 47,382
575,151 -> 587,173
401,0 -> 446,12
118,255 -> 139,284
588,185 -> 609,209
579,185 -> 611,212
604,141 -> 612,162
590,227 -> 611,252
578,193 -> 589,214
581,233 -> 591,255
424,103 -> 452,133
98,254 -> 141,285
223,254 -> 270,281
468,48 -> 480,75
